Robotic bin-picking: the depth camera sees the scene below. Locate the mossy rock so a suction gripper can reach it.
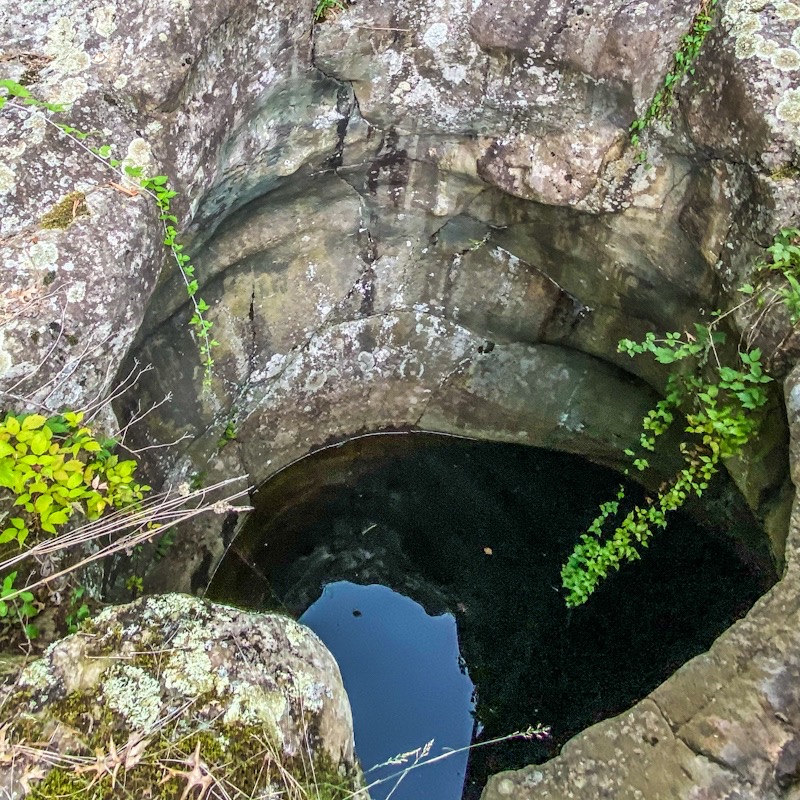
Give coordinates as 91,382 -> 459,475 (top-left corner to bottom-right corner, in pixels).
0,594 -> 364,799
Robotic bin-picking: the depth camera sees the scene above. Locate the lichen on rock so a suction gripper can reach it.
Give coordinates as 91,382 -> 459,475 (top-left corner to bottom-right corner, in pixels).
0,594 -> 362,799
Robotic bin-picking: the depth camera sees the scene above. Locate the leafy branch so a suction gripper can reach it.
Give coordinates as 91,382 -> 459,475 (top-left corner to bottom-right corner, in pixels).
629,0 -> 718,161
562,224 -> 800,607
746,227 -> 800,324
0,410 -> 150,638
561,323 -> 771,608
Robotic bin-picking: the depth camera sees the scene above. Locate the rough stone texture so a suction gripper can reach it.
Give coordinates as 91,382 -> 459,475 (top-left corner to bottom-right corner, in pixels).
0,594 -> 359,800
687,0 -> 800,171
0,0 -> 339,409
314,0 -> 697,211
3,0 -> 800,797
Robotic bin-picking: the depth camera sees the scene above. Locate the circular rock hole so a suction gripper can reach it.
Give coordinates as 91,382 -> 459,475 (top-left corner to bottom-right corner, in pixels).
207,432 -> 777,799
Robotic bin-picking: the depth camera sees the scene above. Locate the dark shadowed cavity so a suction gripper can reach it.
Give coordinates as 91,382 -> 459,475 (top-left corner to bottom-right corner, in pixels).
207,432 -> 776,799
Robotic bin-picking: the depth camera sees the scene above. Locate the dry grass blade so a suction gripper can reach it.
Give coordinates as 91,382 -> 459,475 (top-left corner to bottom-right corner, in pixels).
0,477 -> 252,601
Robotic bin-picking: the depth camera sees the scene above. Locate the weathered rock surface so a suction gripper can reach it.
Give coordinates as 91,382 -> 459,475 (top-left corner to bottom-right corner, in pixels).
0,593 -> 360,800
3,0 -> 800,797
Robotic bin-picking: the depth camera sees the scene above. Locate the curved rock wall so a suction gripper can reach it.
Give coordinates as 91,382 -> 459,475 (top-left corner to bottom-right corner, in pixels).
2,0 -> 800,797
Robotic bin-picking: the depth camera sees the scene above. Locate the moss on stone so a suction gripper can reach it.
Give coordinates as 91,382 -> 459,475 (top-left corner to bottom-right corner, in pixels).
29,767 -> 87,799
23,715 -> 360,800
39,192 -> 89,230
3,595 -> 361,798
770,164 -> 800,180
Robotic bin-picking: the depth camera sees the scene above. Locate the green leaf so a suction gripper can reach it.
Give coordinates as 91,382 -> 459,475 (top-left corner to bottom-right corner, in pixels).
21,414 -> 47,431
30,430 -> 49,456
0,460 -> 15,489
0,79 -> 31,98
34,494 -> 53,515
0,529 -> 18,544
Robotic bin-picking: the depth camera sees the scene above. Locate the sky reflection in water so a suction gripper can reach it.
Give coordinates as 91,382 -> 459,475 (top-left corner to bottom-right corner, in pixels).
300,581 -> 475,800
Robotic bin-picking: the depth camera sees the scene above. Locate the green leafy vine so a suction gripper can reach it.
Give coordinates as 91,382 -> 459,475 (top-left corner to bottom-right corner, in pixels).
0,79 -> 218,389
630,0 -> 718,161
561,324 -> 771,607
743,227 -> 800,324
562,226 -> 800,607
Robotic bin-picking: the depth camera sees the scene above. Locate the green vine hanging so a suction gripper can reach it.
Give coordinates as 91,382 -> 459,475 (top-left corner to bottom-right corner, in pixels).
561,324 -> 772,608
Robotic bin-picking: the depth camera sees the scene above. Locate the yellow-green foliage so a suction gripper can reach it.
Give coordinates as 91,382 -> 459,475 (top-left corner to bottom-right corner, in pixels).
0,411 -> 149,547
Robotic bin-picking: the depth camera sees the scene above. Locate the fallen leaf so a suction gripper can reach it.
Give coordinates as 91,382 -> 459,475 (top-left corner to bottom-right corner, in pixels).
108,182 -> 139,197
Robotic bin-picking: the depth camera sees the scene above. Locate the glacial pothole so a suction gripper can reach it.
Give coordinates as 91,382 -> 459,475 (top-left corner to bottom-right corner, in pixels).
207,432 -> 777,798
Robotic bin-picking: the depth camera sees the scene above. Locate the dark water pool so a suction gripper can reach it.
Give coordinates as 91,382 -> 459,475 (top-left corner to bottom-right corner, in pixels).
208,432 -> 776,798
300,581 -> 474,800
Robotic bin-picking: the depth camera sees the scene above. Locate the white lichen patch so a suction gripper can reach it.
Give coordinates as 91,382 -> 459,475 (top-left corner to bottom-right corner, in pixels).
163,647 -> 216,696
45,16 -> 91,76
0,162 -> 15,194
92,604 -> 121,627
102,664 -> 162,732
28,241 -> 59,269
725,1 -> 764,58
776,1 -> 800,19
287,671 -> 333,713
0,331 -> 12,378
423,22 -> 449,50
18,658 -> 56,691
93,4 -> 117,37
284,618 -> 313,649
144,593 -> 202,622
442,64 -> 467,85
773,47 -> 800,69
46,77 -> 89,107
311,106 -> 344,131
756,37 -> 780,59
66,282 -> 87,304
223,682 -> 287,737
123,137 -> 157,182
777,87 -> 800,123
21,112 -> 47,146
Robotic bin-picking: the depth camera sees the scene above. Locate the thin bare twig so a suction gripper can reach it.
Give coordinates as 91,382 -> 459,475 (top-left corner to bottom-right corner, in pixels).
0,477 -> 253,601
2,294 -> 69,395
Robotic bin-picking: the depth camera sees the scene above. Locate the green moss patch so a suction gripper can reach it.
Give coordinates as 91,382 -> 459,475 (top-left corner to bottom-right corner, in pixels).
21,713 -> 360,800
770,164 -> 800,180
39,192 -> 89,230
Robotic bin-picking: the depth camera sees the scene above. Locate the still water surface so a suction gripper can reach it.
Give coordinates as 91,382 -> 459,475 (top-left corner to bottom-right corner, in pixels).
301,581 -> 475,800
